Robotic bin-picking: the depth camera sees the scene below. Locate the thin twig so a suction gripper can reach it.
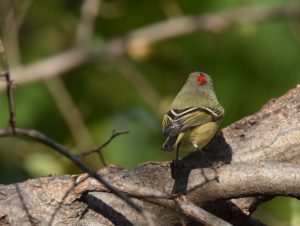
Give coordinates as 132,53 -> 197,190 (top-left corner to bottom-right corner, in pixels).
5,76 -> 16,131
0,38 -> 16,132
76,130 -> 129,162
0,127 -> 155,226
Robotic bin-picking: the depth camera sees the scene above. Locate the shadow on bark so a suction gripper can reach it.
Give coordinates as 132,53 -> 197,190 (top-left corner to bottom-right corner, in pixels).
15,184 -> 36,225
80,193 -> 135,226
171,132 -> 232,194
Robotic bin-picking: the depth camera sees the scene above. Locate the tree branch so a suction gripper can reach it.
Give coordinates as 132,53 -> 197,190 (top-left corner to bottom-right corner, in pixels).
1,2 -> 299,225
3,2 -> 300,89
175,197 -> 233,226
76,129 -> 129,161
1,84 -> 298,225
0,128 -> 156,226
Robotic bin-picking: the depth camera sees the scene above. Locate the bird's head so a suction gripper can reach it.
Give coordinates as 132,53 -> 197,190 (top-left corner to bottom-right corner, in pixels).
186,72 -> 213,88
169,71 -> 221,109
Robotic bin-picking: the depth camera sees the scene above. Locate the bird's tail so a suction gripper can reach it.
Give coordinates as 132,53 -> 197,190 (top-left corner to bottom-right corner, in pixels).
161,132 -> 184,152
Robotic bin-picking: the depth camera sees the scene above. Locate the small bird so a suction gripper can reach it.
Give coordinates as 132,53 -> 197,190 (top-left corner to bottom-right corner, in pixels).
161,72 -> 224,160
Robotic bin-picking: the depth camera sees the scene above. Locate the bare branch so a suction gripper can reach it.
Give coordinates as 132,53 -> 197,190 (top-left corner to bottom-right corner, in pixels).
128,189 -> 233,226
123,186 -> 233,226
1,3 -> 156,224
175,197 -> 233,226
76,130 -> 129,164
74,162 -> 300,213
73,162 -> 300,225
185,162 -> 300,202
0,38 -> 16,131
0,127 -> 155,226
5,2 -> 300,88
0,85 -> 299,224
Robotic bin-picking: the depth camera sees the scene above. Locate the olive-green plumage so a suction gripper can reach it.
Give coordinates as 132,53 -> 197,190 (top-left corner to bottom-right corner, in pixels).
161,72 -> 224,153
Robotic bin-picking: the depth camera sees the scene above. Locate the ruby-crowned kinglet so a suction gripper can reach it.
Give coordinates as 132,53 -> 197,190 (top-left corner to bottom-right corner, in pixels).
161,72 -> 224,158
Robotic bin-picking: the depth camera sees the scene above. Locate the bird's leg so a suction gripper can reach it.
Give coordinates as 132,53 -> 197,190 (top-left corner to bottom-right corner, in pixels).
170,145 -> 183,179
175,145 -> 179,162
171,145 -> 181,168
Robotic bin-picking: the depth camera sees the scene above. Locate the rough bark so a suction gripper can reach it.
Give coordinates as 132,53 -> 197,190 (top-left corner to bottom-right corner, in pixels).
0,84 -> 300,226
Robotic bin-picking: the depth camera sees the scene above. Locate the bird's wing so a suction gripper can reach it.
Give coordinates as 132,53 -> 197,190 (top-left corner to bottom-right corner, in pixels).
162,114 -> 173,131
162,106 -> 223,137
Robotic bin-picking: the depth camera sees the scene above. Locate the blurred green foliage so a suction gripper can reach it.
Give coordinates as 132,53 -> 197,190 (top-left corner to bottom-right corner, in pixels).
0,0 -> 299,225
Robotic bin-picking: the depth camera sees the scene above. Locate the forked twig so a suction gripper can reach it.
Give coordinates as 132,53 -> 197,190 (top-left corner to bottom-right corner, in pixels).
76,130 -> 129,162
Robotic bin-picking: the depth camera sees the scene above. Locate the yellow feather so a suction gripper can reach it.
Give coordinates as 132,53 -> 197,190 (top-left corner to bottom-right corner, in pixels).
180,122 -> 218,151
162,114 -> 172,130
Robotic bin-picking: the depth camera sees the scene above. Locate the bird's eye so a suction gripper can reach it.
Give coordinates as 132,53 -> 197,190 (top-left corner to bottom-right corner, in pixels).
197,74 -> 207,85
